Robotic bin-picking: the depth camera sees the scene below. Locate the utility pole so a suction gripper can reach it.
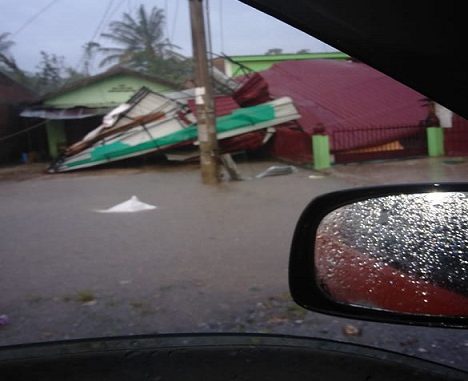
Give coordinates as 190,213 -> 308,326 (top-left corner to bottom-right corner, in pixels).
189,0 -> 220,184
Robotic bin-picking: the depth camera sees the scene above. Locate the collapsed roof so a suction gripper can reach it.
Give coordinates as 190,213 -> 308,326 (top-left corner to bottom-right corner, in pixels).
234,60 -> 430,153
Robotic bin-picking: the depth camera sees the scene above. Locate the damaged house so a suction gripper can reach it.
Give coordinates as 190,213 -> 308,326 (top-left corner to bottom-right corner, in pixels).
21,66 -> 179,159
47,86 -> 299,172
20,58 -> 468,171
233,59 -> 468,164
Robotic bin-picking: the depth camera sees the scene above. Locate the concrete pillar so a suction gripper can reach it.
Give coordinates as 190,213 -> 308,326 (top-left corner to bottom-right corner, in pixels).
427,127 -> 444,157
46,120 -> 67,159
313,135 -> 331,170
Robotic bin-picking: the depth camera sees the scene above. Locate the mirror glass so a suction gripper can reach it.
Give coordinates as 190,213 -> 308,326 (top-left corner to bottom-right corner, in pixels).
315,192 -> 468,317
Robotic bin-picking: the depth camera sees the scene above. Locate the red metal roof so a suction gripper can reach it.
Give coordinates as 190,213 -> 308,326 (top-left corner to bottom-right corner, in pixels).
187,95 -> 239,117
234,60 -> 428,136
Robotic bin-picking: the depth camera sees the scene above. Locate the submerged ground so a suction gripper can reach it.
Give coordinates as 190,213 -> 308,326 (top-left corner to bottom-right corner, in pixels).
0,156 -> 467,370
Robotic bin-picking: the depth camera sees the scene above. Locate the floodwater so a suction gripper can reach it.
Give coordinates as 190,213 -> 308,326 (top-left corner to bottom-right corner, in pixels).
0,157 -> 467,370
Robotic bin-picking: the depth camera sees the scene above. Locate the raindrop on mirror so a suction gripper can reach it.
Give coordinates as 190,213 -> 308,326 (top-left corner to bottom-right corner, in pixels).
315,192 -> 468,317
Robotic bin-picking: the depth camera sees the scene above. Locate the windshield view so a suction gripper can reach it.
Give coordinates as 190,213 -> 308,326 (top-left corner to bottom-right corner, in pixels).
0,0 -> 467,374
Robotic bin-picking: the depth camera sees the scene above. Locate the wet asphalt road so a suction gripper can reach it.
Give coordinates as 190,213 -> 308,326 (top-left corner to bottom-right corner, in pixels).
0,158 -> 467,370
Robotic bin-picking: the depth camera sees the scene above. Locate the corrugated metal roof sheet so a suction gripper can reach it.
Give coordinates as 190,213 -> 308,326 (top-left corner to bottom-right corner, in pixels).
20,107 -> 107,119
187,95 -> 239,117
235,60 -> 428,135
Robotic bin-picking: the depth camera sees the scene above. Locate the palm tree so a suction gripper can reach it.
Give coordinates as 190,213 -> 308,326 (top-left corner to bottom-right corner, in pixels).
0,32 -> 14,54
0,32 -> 25,80
82,41 -> 101,75
98,5 -> 177,69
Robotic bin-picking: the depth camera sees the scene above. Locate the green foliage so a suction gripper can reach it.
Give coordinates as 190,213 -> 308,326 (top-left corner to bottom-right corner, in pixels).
97,5 -> 189,85
265,48 -> 283,55
1,32 -> 84,95
0,32 -> 26,82
99,5 -> 175,65
1,4 -> 190,94
33,51 -> 85,94
82,41 -> 101,75
139,53 -> 193,85
76,290 -> 96,303
0,32 -> 14,54
35,51 -> 65,92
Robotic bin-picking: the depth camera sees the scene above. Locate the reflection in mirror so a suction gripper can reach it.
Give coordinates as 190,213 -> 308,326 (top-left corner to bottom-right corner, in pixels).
315,192 -> 468,317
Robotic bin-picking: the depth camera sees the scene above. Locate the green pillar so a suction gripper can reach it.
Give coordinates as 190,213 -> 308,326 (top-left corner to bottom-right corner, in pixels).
313,135 -> 331,170
427,127 -> 444,157
46,120 -> 67,159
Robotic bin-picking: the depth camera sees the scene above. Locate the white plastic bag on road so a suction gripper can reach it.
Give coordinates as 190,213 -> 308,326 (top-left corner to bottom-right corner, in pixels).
96,196 -> 157,213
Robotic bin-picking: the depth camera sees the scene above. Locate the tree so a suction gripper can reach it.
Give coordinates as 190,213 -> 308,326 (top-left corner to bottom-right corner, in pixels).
34,51 -> 84,94
0,32 -> 26,81
99,5 -> 175,67
1,32 -> 82,94
97,5 -> 190,84
35,51 -> 65,93
0,32 -> 14,55
82,41 -> 101,75
265,48 -> 283,55
296,49 -> 310,54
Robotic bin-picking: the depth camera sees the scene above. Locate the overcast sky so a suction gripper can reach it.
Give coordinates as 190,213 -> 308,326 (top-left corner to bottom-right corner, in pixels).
0,0 -> 336,73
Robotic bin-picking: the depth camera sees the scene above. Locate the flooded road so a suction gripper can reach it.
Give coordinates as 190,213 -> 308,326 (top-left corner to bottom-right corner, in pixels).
1,157 -> 467,370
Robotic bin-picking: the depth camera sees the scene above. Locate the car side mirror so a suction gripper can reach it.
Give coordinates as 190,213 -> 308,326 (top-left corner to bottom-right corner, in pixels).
289,183 -> 468,328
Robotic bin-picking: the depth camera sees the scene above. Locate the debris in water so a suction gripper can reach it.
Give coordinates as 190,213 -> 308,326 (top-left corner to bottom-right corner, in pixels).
443,158 -> 465,165
96,195 -> 157,213
83,300 -> 97,306
342,324 -> 362,336
399,337 -> 418,347
0,314 -> 9,327
256,165 -> 297,178
267,316 -> 289,325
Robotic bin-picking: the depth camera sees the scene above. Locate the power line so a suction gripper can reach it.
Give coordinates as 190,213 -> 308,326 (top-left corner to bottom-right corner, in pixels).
164,0 -> 170,40
170,0 -> 180,42
73,0 -> 125,75
90,0 -> 115,43
0,120 -> 48,143
12,0 -> 62,37
105,0 -> 127,25
126,0 -> 134,13
219,0 -> 224,52
72,0 -> 115,75
91,0 -> 126,43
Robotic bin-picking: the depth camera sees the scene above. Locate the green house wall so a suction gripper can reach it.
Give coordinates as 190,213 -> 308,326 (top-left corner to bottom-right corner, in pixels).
46,120 -> 66,159
44,74 -> 174,109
